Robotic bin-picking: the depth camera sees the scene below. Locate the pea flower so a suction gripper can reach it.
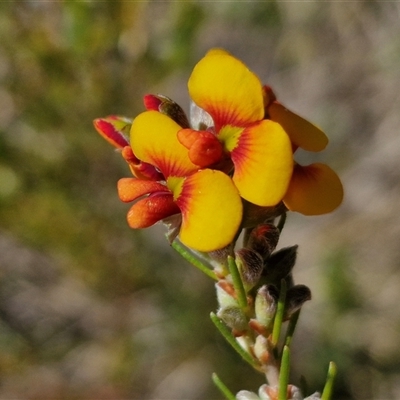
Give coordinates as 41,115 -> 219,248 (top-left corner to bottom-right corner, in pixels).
94,49 -> 343,252
177,48 -> 342,216
263,86 -> 344,215
94,113 -> 242,252
178,48 -> 294,208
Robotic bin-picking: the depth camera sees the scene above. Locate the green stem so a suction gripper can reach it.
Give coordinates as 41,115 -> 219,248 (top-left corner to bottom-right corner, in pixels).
284,309 -> 301,349
321,362 -> 337,400
210,312 -> 260,370
172,240 -> 217,281
278,345 -> 290,400
212,373 -> 236,400
271,279 -> 287,347
227,255 -> 248,310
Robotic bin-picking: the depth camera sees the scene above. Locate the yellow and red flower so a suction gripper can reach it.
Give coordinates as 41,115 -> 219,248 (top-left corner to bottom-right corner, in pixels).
94,48 -> 343,252
179,49 -> 294,208
94,112 -> 242,252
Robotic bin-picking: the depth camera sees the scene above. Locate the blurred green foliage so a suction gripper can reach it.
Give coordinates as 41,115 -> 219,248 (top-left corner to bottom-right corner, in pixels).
1,1 -> 399,399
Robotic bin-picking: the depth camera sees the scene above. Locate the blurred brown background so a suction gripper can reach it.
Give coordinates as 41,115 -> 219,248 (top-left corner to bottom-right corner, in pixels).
0,2 -> 399,399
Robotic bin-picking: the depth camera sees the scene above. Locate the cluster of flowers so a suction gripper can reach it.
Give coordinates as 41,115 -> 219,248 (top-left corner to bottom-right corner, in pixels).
94,49 -> 343,253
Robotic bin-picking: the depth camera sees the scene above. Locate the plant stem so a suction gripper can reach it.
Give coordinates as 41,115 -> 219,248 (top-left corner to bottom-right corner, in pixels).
321,362 -> 337,400
271,279 -> 287,348
172,240 -> 218,281
210,312 -> 260,370
227,255 -> 248,310
284,309 -> 301,348
278,345 -> 290,400
212,373 -> 236,400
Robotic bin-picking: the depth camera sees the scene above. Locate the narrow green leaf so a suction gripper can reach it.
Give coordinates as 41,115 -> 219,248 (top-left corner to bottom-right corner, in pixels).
172,240 -> 218,281
212,372 -> 236,400
284,309 -> 301,348
210,312 -> 260,370
278,345 -> 290,400
321,362 -> 337,400
227,255 -> 248,310
271,279 -> 287,347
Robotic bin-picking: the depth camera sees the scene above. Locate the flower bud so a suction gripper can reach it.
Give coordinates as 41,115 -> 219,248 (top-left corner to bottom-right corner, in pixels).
121,146 -> 164,181
260,385 -> 277,400
216,281 -> 238,310
247,223 -> 280,260
254,285 -> 278,330
93,115 -> 131,149
236,249 -> 263,290
236,390 -> 261,400
253,335 -> 271,364
264,245 -> 298,283
284,284 -> 312,320
287,385 -> 304,400
217,306 -> 247,332
143,94 -> 190,128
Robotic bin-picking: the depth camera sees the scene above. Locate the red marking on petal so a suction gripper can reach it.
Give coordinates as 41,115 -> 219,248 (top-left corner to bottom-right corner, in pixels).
117,178 -> 168,203
122,146 -> 164,180
122,146 -> 140,165
143,94 -> 162,111
93,117 -> 130,148
126,194 -> 180,228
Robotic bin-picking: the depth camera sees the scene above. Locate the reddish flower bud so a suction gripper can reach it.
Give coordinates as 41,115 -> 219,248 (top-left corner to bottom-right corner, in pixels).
236,248 -> 264,289
93,116 -> 131,148
247,223 -> 280,260
121,146 -> 164,181
143,94 -> 190,128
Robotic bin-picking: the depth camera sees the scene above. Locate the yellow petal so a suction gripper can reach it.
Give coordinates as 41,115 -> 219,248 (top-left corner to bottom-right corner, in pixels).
188,49 -> 264,131
231,120 -> 293,206
268,102 -> 328,152
283,163 -> 344,215
130,111 -> 197,177
172,169 -> 243,252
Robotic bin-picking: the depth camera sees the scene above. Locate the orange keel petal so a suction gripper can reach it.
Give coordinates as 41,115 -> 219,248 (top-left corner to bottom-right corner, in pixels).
283,163 -> 344,215
118,178 -> 168,202
127,194 -> 180,228
231,120 -> 293,206
178,129 -> 223,167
